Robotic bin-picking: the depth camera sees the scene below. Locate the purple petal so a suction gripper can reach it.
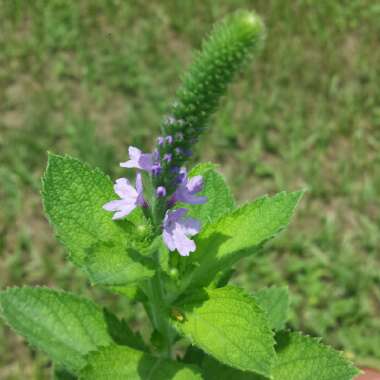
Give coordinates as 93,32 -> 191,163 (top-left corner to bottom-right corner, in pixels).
103,199 -> 125,212
135,173 -> 143,194
181,217 -> 201,236
114,178 -> 138,199
187,175 -> 203,193
120,146 -> 154,172
112,205 -> 136,220
163,229 -> 176,251
172,228 -> 196,256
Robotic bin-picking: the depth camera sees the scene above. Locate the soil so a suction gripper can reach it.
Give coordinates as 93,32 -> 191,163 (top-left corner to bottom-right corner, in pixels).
357,368 -> 380,380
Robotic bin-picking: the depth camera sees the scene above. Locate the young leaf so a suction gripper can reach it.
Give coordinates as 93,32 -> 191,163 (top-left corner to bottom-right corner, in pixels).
173,286 -> 275,377
272,331 -> 359,380
84,242 -> 154,286
253,286 -> 289,331
80,344 -> 203,380
186,191 -> 303,288
41,154 -> 143,267
0,287 -> 113,372
186,163 -> 235,226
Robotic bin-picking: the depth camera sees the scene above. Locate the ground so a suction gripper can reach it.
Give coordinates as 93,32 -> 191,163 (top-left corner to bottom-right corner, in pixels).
0,1 -> 379,378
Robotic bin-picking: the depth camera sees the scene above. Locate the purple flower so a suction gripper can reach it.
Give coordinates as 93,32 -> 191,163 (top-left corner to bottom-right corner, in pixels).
163,208 -> 200,256
120,146 -> 155,172
151,163 -> 162,176
163,153 -> 172,163
156,186 -> 167,198
165,135 -> 174,144
103,173 -> 146,220
170,168 -> 207,205
157,136 -> 164,145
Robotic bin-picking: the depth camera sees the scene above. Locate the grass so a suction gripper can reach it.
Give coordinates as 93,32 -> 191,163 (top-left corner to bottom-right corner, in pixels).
1,0 -> 379,378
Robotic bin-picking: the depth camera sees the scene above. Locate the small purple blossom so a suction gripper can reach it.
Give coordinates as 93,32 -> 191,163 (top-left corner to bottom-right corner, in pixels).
103,173 -> 146,220
165,135 -> 174,144
170,168 -> 207,205
156,186 -> 167,198
163,153 -> 172,163
163,208 -> 200,256
120,146 -> 155,172
157,136 -> 164,145
151,163 -> 162,176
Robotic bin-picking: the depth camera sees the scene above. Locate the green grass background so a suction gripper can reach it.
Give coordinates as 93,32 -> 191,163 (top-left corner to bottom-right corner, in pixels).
0,0 -> 379,378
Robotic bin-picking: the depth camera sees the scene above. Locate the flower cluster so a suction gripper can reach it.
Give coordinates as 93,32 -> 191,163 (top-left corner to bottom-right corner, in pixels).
103,146 -> 207,256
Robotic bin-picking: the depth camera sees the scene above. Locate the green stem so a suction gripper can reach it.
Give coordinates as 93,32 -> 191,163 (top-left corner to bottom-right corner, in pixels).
144,251 -> 174,358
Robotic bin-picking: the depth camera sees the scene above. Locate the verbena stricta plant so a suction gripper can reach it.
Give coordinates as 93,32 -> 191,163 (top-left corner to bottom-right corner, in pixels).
0,10 -> 360,380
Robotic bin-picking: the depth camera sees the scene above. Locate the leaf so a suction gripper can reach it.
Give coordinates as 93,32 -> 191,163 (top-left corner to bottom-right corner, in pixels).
272,331 -> 359,380
0,287 -> 113,372
103,309 -> 147,351
41,154 -> 144,267
187,191 -> 303,288
80,344 -> 203,380
173,286 -> 275,377
54,367 -> 77,380
200,331 -> 359,380
201,355 -> 263,380
186,163 -> 235,226
253,286 -> 289,331
84,242 -> 154,286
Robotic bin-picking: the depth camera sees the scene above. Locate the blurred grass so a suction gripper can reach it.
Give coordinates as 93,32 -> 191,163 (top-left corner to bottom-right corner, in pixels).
0,0 -> 379,378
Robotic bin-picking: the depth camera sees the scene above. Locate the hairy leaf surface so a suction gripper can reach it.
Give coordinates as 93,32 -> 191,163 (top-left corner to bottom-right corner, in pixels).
80,344 -> 203,380
253,286 -> 289,331
187,191 -> 303,288
0,287 -> 113,372
174,286 -> 275,377
272,331 -> 359,380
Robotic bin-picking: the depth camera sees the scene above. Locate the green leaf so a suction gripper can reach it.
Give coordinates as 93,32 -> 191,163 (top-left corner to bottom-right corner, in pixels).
186,163 -> 235,226
103,309 -> 147,351
0,287 -> 113,372
253,286 -> 289,331
173,286 -> 275,377
54,367 -> 77,380
272,331 -> 359,380
84,242 -> 154,286
187,191 -> 303,288
80,344 -> 203,380
42,154 -> 132,267
201,355 -> 263,380
200,331 -> 359,380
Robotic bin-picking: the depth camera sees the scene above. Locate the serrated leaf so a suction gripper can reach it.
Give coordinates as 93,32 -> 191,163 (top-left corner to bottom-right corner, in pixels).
200,331 -> 359,380
103,309 -> 147,351
41,154 -> 144,267
186,191 -> 303,288
173,286 -> 275,377
0,287 -> 113,372
253,286 -> 289,331
185,163 -> 235,226
80,344 -> 203,380
84,242 -> 154,286
272,331 -> 359,380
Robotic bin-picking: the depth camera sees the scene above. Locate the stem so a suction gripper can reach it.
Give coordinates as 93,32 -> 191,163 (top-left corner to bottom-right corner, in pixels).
144,251 -> 174,358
